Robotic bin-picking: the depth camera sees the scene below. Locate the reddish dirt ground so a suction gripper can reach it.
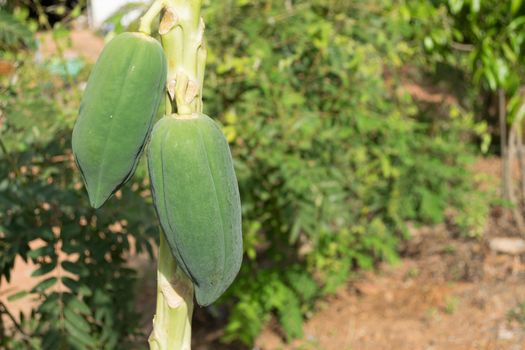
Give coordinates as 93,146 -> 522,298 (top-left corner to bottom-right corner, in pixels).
255,224 -> 525,350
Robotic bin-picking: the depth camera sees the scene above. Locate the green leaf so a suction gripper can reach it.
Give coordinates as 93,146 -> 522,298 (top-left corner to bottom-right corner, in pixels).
31,262 -> 57,277
483,68 -> 497,91
32,277 -> 57,293
277,289 -> 303,340
64,318 -> 95,348
511,0 -> 523,14
64,306 -> 91,333
39,293 -> 61,314
470,0 -> 480,13
42,330 -> 61,350
61,260 -> 87,277
419,188 -> 444,223
27,245 -> 55,259
7,290 -> 28,301
286,270 -> 318,302
449,0 -> 465,14
68,298 -> 92,316
62,276 -> 80,292
495,58 -> 509,86
78,285 -> 93,297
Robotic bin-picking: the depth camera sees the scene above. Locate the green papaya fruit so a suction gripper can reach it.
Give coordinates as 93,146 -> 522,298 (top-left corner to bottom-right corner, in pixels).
148,113 -> 243,306
72,32 -> 167,209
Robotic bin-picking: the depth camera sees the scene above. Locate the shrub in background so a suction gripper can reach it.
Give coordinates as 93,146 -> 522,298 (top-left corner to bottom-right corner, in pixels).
0,9 -> 157,349
202,0 -> 488,343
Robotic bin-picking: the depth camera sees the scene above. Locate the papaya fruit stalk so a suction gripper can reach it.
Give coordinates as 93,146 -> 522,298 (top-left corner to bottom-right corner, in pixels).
140,0 -> 207,349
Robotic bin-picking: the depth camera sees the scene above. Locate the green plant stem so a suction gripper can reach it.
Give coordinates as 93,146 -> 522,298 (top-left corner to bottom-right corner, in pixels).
139,0 -> 166,35
160,0 -> 206,115
144,0 -> 207,348
149,234 -> 194,350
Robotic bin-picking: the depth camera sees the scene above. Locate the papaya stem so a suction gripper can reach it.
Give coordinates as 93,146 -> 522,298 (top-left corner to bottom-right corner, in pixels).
139,0 -> 166,35
149,234 -> 194,350
149,0 -> 205,348
160,0 -> 206,115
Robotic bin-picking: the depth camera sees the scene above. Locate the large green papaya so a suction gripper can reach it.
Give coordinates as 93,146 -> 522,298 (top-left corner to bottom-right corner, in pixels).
148,113 -> 243,306
72,32 -> 167,209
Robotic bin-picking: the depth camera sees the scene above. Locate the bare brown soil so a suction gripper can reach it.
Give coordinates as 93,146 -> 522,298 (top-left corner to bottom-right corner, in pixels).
255,221 -> 525,350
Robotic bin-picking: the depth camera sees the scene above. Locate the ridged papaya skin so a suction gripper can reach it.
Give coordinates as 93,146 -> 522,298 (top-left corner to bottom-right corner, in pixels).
148,113 -> 243,306
72,32 -> 167,209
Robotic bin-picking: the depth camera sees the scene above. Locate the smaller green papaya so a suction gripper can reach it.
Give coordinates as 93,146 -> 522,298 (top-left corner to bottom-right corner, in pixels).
148,113 -> 243,306
72,32 -> 167,209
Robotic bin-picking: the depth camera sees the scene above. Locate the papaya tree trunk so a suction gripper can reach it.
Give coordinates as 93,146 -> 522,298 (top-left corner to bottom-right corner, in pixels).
139,0 -> 207,348
148,234 -> 194,350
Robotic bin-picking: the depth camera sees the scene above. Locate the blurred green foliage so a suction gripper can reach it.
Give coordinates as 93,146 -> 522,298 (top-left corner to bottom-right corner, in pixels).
410,0 -> 525,229
416,0 -> 525,94
408,0 -> 525,131
0,59 -> 157,348
0,9 -> 36,53
202,0 -> 488,344
0,5 -> 156,350
0,0 -> 493,348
